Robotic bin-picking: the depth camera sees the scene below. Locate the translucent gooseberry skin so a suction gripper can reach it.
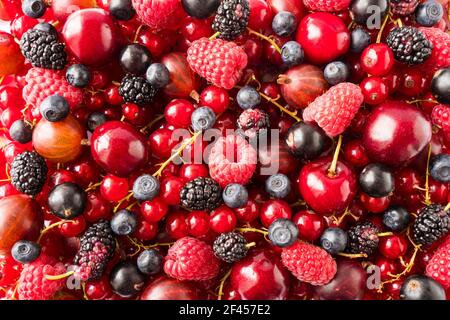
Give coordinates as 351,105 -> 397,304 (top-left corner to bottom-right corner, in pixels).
0,195 -> 43,255
51,0 -> 97,22
161,52 -> 200,99
32,115 -> 85,163
0,32 -> 24,77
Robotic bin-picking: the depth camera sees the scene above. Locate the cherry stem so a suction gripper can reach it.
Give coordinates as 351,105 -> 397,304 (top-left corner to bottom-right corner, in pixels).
217,269 -> 232,301
337,252 -> 368,259
328,135 -> 343,177
407,99 -> 438,105
0,76 -> 4,86
209,32 -> 220,40
236,227 -> 268,236
424,143 -> 432,205
37,220 -> 70,243
245,242 -> 256,249
45,270 -> 74,281
247,28 -> 281,54
189,90 -> 200,103
82,282 -> 89,301
377,232 -> 393,238
444,202 -> 450,212
376,10 -> 391,44
133,24 -> 144,43
152,131 -> 202,177
80,138 -> 90,146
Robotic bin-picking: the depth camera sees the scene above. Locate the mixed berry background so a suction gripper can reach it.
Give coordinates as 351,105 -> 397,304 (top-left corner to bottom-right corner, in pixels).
0,0 -> 450,301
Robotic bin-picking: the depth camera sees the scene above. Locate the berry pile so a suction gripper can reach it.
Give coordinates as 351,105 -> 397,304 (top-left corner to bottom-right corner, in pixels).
0,0 -> 450,302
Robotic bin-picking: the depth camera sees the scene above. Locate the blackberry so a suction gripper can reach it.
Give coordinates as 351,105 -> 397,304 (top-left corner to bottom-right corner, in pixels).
347,221 -> 380,255
237,108 -> 270,138
20,29 -> 66,70
386,27 -> 433,65
213,232 -> 248,263
390,0 -> 420,16
10,151 -> 47,196
118,74 -> 157,105
413,205 -> 450,246
180,177 -> 222,211
212,0 -> 250,40
73,220 -> 116,281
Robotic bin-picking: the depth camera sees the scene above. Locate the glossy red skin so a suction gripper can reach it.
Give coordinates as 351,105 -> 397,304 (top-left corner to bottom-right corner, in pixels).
0,32 -> 24,76
230,250 -> 291,300
379,235 -> 408,259
260,199 -> 292,228
360,193 -> 390,213
360,77 -> 389,105
296,13 -> 350,65
362,101 -> 432,165
292,210 -> 327,241
210,205 -> 237,233
62,9 -> 120,66
234,199 -> 260,223
298,157 -> 357,216
360,44 -> 394,76
343,140 -> 370,167
248,0 -> 273,32
161,52 -> 200,99
267,0 -> 305,21
141,276 -> 204,300
91,121 -> 149,177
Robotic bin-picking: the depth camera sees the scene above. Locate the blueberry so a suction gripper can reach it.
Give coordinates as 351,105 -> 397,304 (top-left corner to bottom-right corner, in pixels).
137,249 -> 163,275
223,183 -> 248,208
359,163 -> 394,198
11,240 -> 41,264
40,94 -> 70,122
350,28 -> 371,53
132,174 -> 160,201
9,120 -> 32,144
22,0 -> 46,18
416,1 -> 443,27
181,0 -> 221,19
285,122 -> 330,160
191,106 -> 216,131
33,22 -> 57,37
350,0 -> 389,27
382,206 -> 410,231
66,64 -> 91,88
110,209 -> 138,236
119,44 -> 152,75
268,218 -> 299,247
324,61 -> 350,85
109,0 -> 135,20
272,11 -> 297,37
266,174 -> 291,199
110,261 -> 146,297
146,63 -> 170,88
281,41 -> 304,67
430,154 -> 450,183
400,275 -> 446,300
431,67 -> 450,104
87,112 -> 107,132
320,228 -> 348,255
237,86 -> 261,110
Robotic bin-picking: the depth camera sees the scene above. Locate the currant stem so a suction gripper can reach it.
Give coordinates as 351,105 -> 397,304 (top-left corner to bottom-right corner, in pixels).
236,227 -> 268,236
259,92 -> 301,122
245,242 -> 256,249
424,143 -> 432,205
217,269 -> 232,301
377,232 -> 394,238
376,10 -> 391,44
85,182 -> 102,192
113,192 -> 134,212
45,270 -> 74,281
337,252 -> 368,259
247,28 -> 282,54
38,220 -> 70,243
328,135 -> 343,177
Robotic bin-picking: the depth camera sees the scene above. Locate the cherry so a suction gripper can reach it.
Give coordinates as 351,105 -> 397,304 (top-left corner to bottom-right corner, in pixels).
379,235 -> 408,259
179,164 -> 209,181
104,85 -> 123,106
149,127 -> 178,159
58,215 -> 86,237
263,34 -> 286,66
68,156 -> 100,188
140,197 -> 168,223
165,211 -> 189,240
1,107 -> 23,129
248,0 -> 273,32
429,178 -> 449,204
360,44 -> 394,76
138,29 -> 170,59
134,218 -> 158,241
199,85 -> 230,114
0,0 -> 22,21
187,211 -> 210,237
233,199 -> 260,223
343,140 -> 369,167
180,16 -> 213,43
375,257 -> 399,281
84,191 -> 112,222
360,193 -> 391,213
100,174 -> 129,202
210,205 -> 237,233
360,77 -> 389,105
292,210 -> 327,242
260,199 -> 292,228
0,33 -> 24,77
141,276 -> 204,300
85,276 -> 112,300
160,176 -> 184,206
10,15 -> 38,39
164,99 -> 195,129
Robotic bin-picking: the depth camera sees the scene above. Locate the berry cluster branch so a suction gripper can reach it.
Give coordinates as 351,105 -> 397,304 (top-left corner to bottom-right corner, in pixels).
217,269 -> 232,301
376,10 -> 392,44
246,28 -> 282,54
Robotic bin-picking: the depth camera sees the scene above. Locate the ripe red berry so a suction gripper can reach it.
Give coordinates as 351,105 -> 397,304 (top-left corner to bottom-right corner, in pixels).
140,197 -> 168,223
360,44 -> 394,76
210,205 -> 237,233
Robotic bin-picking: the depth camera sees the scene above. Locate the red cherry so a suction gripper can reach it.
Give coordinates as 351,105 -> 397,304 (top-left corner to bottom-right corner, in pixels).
267,0 -> 305,21
49,170 -> 76,187
104,85 -> 123,106
68,156 -> 100,188
360,77 -> 389,105
260,199 -> 292,228
58,215 -> 86,237
180,16 -> 213,43
234,199 -> 260,223
248,0 -> 273,32
343,140 -> 370,167
179,164 -> 209,181
187,211 -> 210,237
149,127 -> 178,159
360,44 -> 394,76
165,211 -> 189,240
100,174 -> 129,202
84,191 -> 112,222
10,15 -> 38,39
292,210 -> 326,242
134,218 -> 158,241
138,28 -> 169,58
379,235 -> 408,259
375,257 -> 399,281
140,197 -> 168,223
429,178 -> 449,204
160,176 -> 184,206
296,12 -> 350,65
360,193 -> 391,213
199,85 -> 230,114
210,205 -> 237,233
263,34 -> 286,66
0,33 -> 24,77
84,276 -> 111,300
164,99 -> 195,128
1,107 -> 22,128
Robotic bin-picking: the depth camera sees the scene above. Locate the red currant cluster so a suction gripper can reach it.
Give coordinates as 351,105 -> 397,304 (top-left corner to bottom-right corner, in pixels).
0,0 -> 450,301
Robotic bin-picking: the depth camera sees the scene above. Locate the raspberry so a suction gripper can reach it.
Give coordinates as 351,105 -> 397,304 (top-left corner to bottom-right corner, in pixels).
418,27 -> 450,76
390,0 -> 420,16
131,0 -> 185,31
17,255 -> 66,300
303,83 -> 364,137
426,236 -> 450,289
164,237 -> 220,281
281,241 -> 337,286
208,134 -> 257,188
187,37 -> 248,90
303,0 -> 351,12
22,67 -> 83,110
431,104 -> 450,129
